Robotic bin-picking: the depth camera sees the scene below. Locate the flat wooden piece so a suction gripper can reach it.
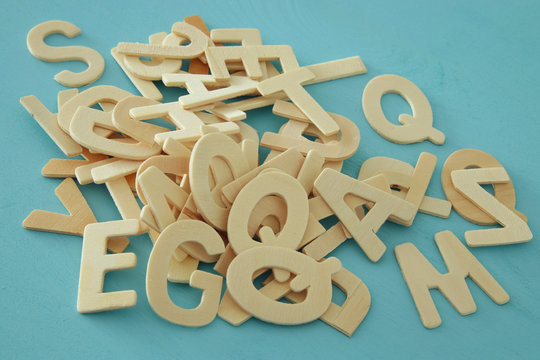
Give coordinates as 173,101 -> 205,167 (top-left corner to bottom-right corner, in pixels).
228,171 -> 309,255
57,85 -> 132,133
23,178 -> 97,236
189,132 -> 252,231
184,15 -> 213,74
123,33 -> 183,80
206,45 -> 298,81
147,227 -> 200,283
358,156 -> 451,218
70,106 -> 161,160
395,230 -> 510,329
129,102 -> 239,145
210,56 -> 367,121
75,158 -> 118,185
284,268 -> 371,337
111,47 -> 164,101
42,159 -> 90,178
146,220 -> 224,326
258,68 -> 339,136
105,177 -> 146,234
27,20 -> 104,87
117,22 -> 209,59
441,149 -> 527,225
91,159 -> 142,184
302,175 -> 388,260
264,100 -> 360,160
303,56 -> 367,85
137,166 -> 189,232
163,73 -> 259,109
135,154 -> 189,203
451,168 -> 532,246
314,169 -> 416,262
20,95 -> 82,156
227,246 -> 341,325
362,74 -> 445,145
77,220 -> 139,313
112,96 -> 170,144
221,148 -> 305,204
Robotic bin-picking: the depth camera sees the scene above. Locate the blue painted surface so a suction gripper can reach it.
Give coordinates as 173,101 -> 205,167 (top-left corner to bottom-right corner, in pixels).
1,0 -> 539,359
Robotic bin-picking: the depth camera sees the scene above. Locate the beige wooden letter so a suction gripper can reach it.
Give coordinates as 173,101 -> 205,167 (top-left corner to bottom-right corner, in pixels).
314,168 -> 416,262
358,155 -> 451,219
221,148 -> 305,204
27,20 -> 104,87
123,33 -> 183,80
206,45 -> 298,81
362,74 -> 445,145
262,100 -> 360,160
77,220 -> 139,313
111,47 -> 164,101
285,267 -> 371,337
129,102 -> 239,145
210,28 -> 262,45
258,68 -> 339,136
451,168 -> 532,246
361,152 -> 439,225
69,107 -> 161,160
112,96 -> 169,144
146,220 -> 225,326
23,178 -> 97,236
57,85 -> 132,133
227,246 -> 341,325
20,95 -> 82,156
117,22 -> 209,59
189,132 -> 252,231
441,149 -> 527,225
163,73 -> 258,109
227,171 -> 309,255
137,166 -> 189,232
211,56 -> 367,121
395,230 -> 510,329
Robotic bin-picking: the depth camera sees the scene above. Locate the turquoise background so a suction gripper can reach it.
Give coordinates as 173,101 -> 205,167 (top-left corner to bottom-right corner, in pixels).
1,0 -> 539,359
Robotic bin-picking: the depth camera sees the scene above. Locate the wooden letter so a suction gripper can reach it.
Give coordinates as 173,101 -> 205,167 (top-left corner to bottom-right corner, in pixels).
69,107 -> 161,160
117,22 -> 209,59
206,45 -> 298,81
227,171 -> 309,255
262,100 -> 360,160
362,74 -> 445,144
395,230 -> 510,328
137,166 -> 189,232
441,149 -> 527,225
227,246 -> 341,325
23,178 -> 97,236
163,73 -> 258,109
146,220 -> 225,326
258,68 -> 339,136
20,95 -> 82,156
27,20 -> 104,87
358,155 -> 451,219
129,102 -> 239,145
57,85 -> 132,133
314,169 -> 416,262
451,168 -> 532,246
112,96 -> 170,144
285,267 -> 371,337
189,132 -> 252,231
77,220 -> 139,313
